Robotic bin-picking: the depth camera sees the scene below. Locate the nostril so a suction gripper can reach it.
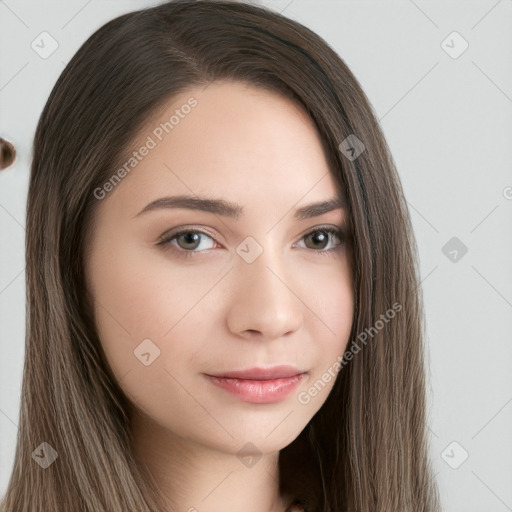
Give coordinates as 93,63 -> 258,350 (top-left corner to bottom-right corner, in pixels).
0,137 -> 16,170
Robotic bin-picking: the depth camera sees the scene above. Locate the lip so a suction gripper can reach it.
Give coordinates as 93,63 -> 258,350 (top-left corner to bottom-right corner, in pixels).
204,373 -> 307,404
204,366 -> 308,404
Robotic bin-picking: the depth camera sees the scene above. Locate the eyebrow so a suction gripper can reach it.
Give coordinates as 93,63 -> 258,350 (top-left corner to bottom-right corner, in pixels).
134,195 -> 345,221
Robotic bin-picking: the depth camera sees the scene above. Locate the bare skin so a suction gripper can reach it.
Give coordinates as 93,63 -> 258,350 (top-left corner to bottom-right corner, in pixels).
84,80 -> 354,512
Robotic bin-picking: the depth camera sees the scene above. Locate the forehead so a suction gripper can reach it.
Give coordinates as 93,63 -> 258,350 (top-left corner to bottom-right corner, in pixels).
105,80 -> 342,218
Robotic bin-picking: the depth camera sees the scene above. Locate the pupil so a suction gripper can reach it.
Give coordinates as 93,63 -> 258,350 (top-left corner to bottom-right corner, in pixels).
311,231 -> 327,248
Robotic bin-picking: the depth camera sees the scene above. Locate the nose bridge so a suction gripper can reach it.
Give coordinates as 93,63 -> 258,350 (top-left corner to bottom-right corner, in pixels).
225,239 -> 303,338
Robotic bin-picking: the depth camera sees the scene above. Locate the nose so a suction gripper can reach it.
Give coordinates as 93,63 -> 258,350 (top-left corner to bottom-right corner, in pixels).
225,248 -> 304,341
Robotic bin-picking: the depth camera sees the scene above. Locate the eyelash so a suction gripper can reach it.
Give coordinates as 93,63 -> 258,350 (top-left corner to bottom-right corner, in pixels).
156,225 -> 345,259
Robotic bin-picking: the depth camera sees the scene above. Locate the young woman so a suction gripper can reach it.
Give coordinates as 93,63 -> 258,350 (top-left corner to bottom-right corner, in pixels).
1,1 -> 442,511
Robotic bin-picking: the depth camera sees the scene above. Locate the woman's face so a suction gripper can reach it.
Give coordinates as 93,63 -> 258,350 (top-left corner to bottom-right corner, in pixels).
85,80 -> 354,456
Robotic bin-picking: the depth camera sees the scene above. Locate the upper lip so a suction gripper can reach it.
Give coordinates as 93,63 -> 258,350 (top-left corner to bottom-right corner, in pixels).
207,365 -> 306,380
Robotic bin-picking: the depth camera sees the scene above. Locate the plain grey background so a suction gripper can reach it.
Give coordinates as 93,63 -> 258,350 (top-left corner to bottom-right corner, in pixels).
1,1 -> 511,510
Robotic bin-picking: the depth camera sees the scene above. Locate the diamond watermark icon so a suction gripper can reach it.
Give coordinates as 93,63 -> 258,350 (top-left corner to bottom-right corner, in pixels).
31,31 -> 59,59
442,236 -> 468,263
32,442 -> 58,468
441,441 -> 469,469
237,442 -> 262,468
441,31 -> 469,59
339,134 -> 365,161
134,338 -> 161,366
236,236 -> 263,264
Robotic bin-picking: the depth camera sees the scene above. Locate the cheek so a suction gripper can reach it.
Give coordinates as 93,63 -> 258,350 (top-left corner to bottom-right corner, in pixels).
296,260 -> 354,408
88,243 -> 226,399
300,253 -> 354,341
88,252 -> 216,434
91,239 -> 223,339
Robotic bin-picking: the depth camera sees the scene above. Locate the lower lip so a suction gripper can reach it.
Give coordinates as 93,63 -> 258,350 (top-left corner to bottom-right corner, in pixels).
204,373 -> 307,404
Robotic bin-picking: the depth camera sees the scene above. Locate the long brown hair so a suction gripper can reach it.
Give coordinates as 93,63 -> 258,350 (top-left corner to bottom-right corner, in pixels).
1,1 -> 441,510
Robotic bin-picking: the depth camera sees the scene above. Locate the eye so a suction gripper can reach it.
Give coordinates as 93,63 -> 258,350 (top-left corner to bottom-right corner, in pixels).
157,225 -> 345,259
297,226 -> 345,255
157,228 -> 218,257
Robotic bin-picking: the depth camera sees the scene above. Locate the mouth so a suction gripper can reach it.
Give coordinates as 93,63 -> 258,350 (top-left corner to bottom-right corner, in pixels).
206,365 -> 307,380
203,365 -> 308,404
